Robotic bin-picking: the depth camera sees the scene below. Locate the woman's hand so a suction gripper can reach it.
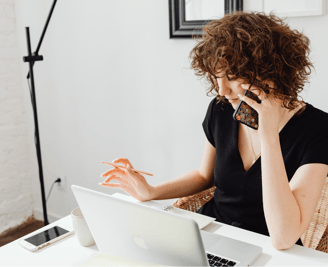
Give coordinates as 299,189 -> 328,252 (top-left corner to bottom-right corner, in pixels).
99,158 -> 154,202
238,83 -> 286,140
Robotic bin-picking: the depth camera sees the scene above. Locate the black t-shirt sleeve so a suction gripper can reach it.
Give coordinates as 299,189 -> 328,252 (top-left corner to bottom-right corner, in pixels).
202,98 -> 216,147
299,118 -> 328,167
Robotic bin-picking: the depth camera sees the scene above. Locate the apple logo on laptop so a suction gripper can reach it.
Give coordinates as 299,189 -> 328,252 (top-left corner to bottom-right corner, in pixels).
133,235 -> 148,250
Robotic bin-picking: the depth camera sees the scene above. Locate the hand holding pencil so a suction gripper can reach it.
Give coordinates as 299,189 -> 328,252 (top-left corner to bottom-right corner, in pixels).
99,158 -> 154,202
101,161 -> 153,176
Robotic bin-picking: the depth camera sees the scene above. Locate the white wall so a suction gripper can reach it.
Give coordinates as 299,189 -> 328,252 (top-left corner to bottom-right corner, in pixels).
13,0 -> 328,221
286,13 -> 328,106
0,0 -> 34,234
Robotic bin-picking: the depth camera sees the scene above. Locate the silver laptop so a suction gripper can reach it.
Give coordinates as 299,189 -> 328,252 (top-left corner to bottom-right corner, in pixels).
71,185 -> 262,266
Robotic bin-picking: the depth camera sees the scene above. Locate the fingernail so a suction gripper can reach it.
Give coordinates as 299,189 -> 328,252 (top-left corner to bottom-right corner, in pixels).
127,164 -> 131,170
241,84 -> 248,88
98,183 -> 103,185
238,94 -> 242,98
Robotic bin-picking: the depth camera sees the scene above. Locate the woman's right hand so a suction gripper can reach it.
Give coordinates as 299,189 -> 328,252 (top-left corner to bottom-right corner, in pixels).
99,158 -> 154,202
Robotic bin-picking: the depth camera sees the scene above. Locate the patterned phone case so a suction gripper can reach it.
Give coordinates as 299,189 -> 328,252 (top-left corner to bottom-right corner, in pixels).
232,90 -> 261,130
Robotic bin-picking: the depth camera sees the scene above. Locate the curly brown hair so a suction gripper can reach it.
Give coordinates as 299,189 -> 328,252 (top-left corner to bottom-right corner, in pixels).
189,11 -> 314,113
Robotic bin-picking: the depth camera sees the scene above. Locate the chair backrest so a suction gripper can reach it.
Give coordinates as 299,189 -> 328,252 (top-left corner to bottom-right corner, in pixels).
173,176 -> 328,252
301,176 -> 328,250
172,186 -> 215,212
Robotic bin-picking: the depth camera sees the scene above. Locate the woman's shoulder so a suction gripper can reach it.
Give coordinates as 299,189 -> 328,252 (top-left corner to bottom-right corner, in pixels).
203,98 -> 234,132
207,97 -> 233,114
301,103 -> 328,123
295,102 -> 328,132
293,103 -> 328,168
304,102 -> 328,112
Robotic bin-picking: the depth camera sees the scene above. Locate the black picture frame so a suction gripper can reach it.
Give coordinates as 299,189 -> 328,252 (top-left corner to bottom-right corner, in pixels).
169,0 -> 243,39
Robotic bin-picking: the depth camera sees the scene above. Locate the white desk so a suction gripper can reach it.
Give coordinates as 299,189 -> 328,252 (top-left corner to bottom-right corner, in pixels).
1,193 -> 328,266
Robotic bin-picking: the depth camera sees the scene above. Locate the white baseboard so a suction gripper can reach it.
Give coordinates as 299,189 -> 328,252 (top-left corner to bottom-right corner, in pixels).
33,208 -> 62,223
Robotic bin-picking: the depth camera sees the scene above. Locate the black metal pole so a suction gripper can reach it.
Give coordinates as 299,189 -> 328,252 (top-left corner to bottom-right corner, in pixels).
24,27 -> 49,225
22,0 -> 58,226
27,0 -> 57,79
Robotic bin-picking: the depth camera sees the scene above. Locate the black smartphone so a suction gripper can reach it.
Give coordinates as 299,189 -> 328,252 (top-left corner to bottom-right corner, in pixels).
233,90 -> 261,130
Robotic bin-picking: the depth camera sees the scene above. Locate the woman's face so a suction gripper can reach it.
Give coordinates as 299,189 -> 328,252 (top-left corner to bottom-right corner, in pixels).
216,75 -> 246,110
216,73 -> 265,110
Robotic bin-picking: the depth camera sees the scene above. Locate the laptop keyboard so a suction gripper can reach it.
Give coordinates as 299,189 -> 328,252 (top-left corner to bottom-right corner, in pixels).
207,253 -> 237,266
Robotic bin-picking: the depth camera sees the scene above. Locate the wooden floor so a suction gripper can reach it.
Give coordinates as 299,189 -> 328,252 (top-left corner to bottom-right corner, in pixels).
0,216 -> 44,247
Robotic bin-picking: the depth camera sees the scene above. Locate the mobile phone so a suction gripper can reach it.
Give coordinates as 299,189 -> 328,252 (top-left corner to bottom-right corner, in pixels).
18,224 -> 73,252
233,90 -> 261,130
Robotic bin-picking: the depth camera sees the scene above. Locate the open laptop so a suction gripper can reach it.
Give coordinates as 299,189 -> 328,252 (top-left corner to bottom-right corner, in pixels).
71,185 -> 262,266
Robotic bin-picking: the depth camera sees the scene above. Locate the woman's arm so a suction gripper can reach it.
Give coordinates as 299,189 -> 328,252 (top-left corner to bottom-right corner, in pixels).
150,138 -> 216,200
100,138 -> 216,202
261,134 -> 328,250
238,88 -> 328,250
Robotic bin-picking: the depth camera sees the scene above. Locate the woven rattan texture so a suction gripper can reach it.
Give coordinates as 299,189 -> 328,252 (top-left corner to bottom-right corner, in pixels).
301,176 -> 328,252
316,227 -> 328,253
172,178 -> 328,253
172,186 -> 215,212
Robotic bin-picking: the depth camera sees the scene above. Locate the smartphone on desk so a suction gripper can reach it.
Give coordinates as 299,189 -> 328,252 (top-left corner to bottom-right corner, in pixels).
18,224 -> 73,252
233,90 -> 261,130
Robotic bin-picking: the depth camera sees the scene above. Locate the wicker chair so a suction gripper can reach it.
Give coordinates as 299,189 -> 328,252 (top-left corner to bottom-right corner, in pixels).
172,176 -> 328,253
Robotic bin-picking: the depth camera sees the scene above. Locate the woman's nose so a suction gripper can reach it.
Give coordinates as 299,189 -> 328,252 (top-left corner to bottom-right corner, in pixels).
217,77 -> 231,96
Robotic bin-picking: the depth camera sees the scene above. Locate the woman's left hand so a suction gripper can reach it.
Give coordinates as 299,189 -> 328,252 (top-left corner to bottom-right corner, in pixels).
238,83 -> 285,140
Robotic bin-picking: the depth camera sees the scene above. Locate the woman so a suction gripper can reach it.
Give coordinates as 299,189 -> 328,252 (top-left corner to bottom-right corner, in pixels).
100,12 -> 328,250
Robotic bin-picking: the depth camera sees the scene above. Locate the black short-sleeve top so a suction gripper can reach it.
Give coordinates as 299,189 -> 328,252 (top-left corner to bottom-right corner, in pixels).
197,98 -> 328,245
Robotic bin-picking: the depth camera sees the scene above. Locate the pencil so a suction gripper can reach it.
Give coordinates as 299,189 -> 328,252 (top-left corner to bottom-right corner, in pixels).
101,161 -> 154,176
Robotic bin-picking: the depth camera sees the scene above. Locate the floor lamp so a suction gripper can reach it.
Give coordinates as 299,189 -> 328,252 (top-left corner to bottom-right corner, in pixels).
22,0 -> 58,226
